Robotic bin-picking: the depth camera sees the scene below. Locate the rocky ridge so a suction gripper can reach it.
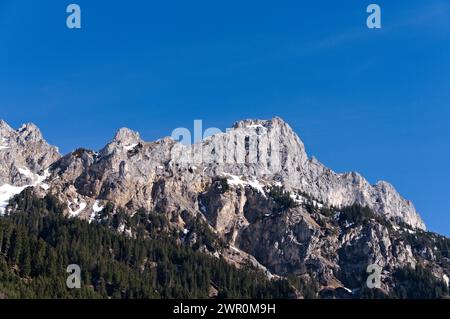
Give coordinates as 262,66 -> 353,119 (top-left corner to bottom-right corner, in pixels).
1,117 -> 447,297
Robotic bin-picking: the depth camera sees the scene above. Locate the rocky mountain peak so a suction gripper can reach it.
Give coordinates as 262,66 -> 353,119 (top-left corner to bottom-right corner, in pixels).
17,123 -> 44,142
194,116 -> 308,178
0,119 -> 14,133
232,116 -> 286,129
0,117 -> 446,299
98,128 -> 143,157
113,127 -> 141,144
0,118 -> 427,231
230,116 -> 305,148
0,121 -> 60,213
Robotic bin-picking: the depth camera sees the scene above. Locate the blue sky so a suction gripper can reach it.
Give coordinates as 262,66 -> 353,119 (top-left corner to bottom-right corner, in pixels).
0,0 -> 449,236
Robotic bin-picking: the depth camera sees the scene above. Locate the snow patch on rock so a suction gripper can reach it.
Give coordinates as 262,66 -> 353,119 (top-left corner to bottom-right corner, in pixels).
0,169 -> 51,215
68,198 -> 87,217
124,143 -> 138,151
0,138 -> 10,150
224,173 -> 267,198
0,184 -> 27,215
89,200 -> 104,223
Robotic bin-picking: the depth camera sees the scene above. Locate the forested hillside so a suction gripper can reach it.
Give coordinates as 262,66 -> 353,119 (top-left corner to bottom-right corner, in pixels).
0,190 -> 295,299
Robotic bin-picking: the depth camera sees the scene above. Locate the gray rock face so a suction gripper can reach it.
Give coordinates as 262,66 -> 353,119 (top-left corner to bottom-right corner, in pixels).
1,117 -> 423,228
173,117 -> 425,229
0,120 -> 60,186
2,117 -> 442,296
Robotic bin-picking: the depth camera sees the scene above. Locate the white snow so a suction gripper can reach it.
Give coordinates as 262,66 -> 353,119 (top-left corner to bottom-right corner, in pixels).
183,228 -> 189,235
93,200 -> 104,213
67,199 -> 87,217
125,228 -> 133,237
0,138 -> 9,150
18,167 -> 50,185
18,124 -> 27,132
37,169 -> 51,183
117,223 -> 133,237
273,181 -> 283,187
0,184 -> 27,215
230,244 -> 248,254
290,193 -> 305,205
247,178 -> 266,197
247,124 -> 267,130
225,173 -> 246,187
343,287 -> 353,294
0,168 -> 51,215
18,167 -> 34,178
89,200 -> 104,223
124,143 -> 138,151
230,245 -> 241,253
289,191 -> 324,209
443,274 -> 449,288
345,221 -> 355,228
224,173 -> 267,198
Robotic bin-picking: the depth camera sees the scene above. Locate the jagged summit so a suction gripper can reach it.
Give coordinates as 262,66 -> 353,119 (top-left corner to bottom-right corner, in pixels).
0,120 -> 43,136
0,120 -> 60,212
0,120 -> 59,149
0,119 -> 14,132
2,117 -> 448,297
0,120 -> 53,150
97,127 -> 143,158
17,122 -> 45,142
0,117 -> 426,230
0,120 -> 19,144
113,127 -> 141,144
233,116 -> 284,129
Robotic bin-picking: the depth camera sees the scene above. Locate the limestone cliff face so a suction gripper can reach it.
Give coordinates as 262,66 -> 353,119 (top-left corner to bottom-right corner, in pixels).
0,116 -> 424,228
171,118 -> 422,229
1,117 -> 445,296
0,120 -> 60,186
178,117 -> 425,229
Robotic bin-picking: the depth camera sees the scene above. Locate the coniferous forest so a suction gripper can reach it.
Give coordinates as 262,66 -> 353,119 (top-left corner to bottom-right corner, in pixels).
0,189 -> 448,299
0,189 -> 294,299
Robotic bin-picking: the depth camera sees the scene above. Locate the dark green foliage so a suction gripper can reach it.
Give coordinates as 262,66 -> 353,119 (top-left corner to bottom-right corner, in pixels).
268,186 -> 297,213
185,216 -> 223,251
318,206 -> 334,218
338,204 -> 388,227
397,230 -> 450,267
0,191 -> 294,299
391,266 -> 449,299
217,178 -> 230,194
286,274 -> 319,299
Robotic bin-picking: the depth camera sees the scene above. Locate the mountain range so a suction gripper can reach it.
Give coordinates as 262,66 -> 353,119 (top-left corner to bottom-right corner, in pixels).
0,117 -> 448,298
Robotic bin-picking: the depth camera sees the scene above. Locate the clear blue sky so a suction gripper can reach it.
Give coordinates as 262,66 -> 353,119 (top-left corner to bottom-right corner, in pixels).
0,1 -> 449,236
